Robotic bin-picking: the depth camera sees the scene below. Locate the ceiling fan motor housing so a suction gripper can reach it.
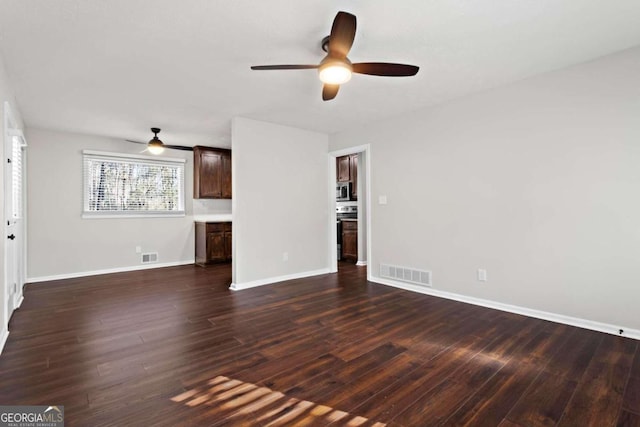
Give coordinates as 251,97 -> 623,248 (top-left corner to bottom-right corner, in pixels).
321,35 -> 331,53
318,55 -> 353,85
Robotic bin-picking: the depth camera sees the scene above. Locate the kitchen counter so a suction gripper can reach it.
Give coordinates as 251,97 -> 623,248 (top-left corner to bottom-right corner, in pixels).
193,214 -> 232,222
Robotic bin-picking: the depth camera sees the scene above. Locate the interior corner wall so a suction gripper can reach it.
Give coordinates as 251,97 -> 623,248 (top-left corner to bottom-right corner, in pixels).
329,46 -> 640,331
231,117 -> 329,286
25,128 -> 197,279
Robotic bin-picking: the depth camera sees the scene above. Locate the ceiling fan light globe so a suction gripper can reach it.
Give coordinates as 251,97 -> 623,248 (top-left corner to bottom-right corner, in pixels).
318,62 -> 352,85
148,141 -> 165,155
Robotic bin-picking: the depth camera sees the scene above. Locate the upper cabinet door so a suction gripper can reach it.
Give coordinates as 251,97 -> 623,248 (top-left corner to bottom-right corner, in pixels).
198,150 -> 222,198
194,146 -> 232,199
337,155 -> 350,182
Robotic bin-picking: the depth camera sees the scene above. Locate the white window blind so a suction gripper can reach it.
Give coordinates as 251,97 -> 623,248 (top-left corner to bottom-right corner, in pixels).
11,135 -> 24,219
83,151 -> 185,217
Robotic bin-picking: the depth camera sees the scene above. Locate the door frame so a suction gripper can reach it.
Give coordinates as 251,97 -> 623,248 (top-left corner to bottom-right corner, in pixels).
3,101 -> 27,333
328,143 -> 372,281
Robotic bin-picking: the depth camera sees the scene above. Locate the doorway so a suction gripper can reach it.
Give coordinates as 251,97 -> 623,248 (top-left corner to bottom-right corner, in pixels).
3,102 -> 27,334
329,144 -> 371,279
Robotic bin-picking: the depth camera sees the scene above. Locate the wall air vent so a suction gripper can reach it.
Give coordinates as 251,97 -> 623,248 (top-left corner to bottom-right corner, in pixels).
380,263 -> 432,287
142,252 -> 158,264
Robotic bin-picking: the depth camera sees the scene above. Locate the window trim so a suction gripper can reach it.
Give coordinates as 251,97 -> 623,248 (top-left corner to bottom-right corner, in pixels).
82,150 -> 186,219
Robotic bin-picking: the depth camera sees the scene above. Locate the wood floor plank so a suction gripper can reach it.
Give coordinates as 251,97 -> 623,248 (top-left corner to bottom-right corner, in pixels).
350,330 -> 497,422
320,352 -> 420,412
622,374 -> 640,416
504,370 -> 578,427
441,360 -> 542,427
632,345 -> 640,376
0,262 -> 636,426
558,335 -> 637,427
392,352 -> 505,426
543,327 -> 603,381
617,411 -> 640,427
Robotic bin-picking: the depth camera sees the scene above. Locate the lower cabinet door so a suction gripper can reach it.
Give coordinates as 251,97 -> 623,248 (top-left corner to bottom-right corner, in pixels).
207,231 -> 226,263
341,220 -> 358,261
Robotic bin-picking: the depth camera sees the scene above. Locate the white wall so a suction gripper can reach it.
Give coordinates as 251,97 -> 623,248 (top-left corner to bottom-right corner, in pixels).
330,47 -> 640,332
0,51 -> 24,350
232,117 -> 329,287
25,128 -> 230,279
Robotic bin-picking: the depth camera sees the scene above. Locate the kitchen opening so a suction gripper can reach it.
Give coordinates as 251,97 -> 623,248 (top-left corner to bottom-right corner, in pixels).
334,150 -> 367,272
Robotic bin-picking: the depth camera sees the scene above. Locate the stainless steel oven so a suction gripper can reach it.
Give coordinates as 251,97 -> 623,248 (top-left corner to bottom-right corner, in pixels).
336,182 -> 351,201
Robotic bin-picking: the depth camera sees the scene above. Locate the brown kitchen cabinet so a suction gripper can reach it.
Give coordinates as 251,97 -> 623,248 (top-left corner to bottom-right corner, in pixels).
195,222 -> 232,265
341,220 -> 358,262
194,146 -> 232,199
337,155 -> 350,182
336,154 -> 358,200
349,154 -> 357,200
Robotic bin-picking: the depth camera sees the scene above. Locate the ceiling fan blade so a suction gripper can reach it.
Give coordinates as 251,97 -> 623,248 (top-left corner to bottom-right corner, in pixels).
352,62 -> 419,77
164,144 -> 194,151
328,11 -> 356,58
322,84 -> 340,101
126,139 -> 192,151
251,65 -> 318,70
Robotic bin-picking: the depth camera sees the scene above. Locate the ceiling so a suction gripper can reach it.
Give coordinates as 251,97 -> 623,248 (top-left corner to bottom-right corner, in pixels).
1,1 -> 639,147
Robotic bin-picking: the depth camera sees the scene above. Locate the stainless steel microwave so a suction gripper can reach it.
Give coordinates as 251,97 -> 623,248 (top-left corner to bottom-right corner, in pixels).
336,182 -> 351,201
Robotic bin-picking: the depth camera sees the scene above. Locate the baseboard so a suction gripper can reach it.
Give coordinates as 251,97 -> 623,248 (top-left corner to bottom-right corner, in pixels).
0,328 -> 8,355
26,260 -> 195,283
230,268 -> 331,291
370,275 -> 640,341
356,261 -> 367,266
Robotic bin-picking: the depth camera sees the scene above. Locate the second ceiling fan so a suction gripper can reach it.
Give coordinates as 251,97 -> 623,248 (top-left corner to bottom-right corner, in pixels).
126,128 -> 193,155
251,11 -> 419,101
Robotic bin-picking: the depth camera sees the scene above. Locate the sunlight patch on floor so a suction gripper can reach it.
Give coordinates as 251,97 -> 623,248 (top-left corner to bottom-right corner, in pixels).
171,375 -> 387,426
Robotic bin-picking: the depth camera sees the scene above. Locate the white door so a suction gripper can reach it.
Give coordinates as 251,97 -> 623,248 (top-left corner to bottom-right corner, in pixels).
4,127 -> 26,321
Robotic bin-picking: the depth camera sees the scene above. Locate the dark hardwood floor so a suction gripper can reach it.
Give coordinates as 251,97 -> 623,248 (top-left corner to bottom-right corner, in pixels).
0,262 -> 638,426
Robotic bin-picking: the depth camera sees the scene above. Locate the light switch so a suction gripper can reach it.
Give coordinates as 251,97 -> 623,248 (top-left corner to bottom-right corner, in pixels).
378,195 -> 388,205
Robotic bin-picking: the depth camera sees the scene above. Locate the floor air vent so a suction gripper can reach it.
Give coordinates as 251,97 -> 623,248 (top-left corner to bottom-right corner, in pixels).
380,263 -> 432,287
142,252 -> 158,264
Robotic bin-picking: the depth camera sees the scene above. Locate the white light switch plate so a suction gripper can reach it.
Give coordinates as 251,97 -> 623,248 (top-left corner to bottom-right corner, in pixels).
378,195 -> 388,205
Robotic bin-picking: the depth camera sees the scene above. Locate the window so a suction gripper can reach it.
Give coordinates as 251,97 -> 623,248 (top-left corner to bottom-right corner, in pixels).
83,150 -> 185,218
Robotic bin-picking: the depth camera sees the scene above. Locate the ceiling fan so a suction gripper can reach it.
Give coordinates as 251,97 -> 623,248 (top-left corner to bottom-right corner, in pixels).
250,11 -> 419,101
126,128 -> 193,155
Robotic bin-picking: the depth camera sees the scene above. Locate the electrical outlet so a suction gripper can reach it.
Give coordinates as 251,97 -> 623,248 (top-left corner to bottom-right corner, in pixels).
283,252 -> 289,262
135,246 -> 142,253
477,269 -> 487,282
